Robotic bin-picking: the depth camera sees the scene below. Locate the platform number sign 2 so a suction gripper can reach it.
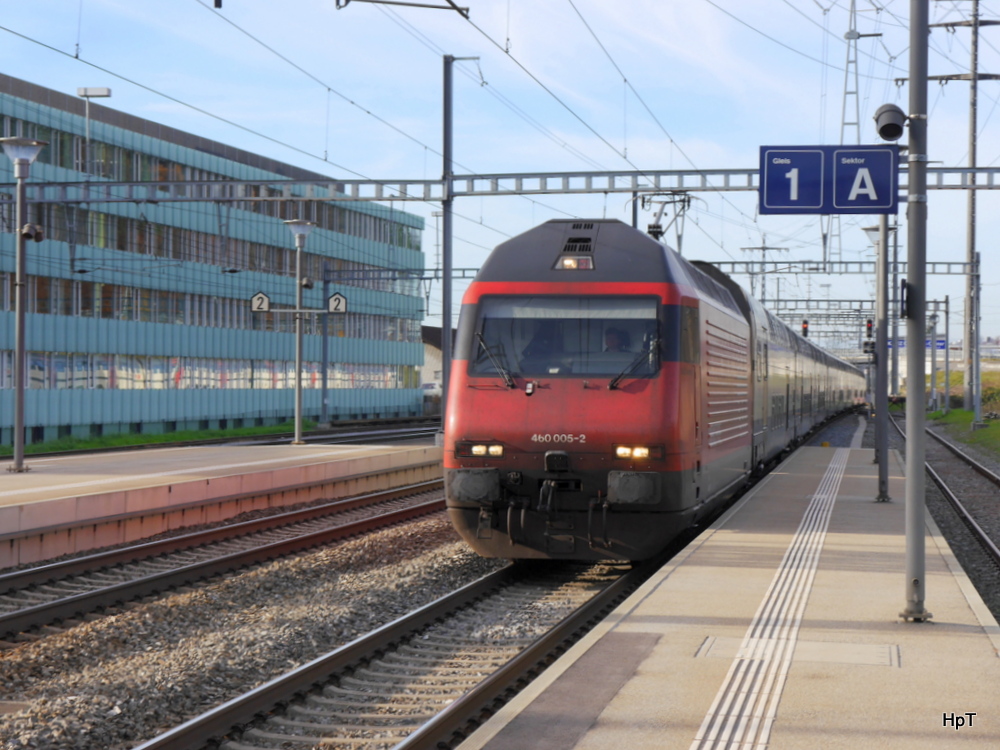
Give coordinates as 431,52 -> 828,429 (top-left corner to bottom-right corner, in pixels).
759,145 -> 898,215
328,293 -> 347,314
250,292 -> 271,313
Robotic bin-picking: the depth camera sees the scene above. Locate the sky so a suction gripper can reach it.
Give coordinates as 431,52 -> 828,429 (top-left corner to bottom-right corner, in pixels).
2,0 -> 1000,358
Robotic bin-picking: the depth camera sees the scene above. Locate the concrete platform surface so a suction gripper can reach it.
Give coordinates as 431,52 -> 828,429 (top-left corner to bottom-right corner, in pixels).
0,443 -> 436,508
0,442 -> 443,566
461,447 -> 1000,750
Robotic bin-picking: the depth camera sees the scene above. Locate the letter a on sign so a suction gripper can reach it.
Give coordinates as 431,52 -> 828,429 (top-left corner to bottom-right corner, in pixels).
848,168 -> 878,201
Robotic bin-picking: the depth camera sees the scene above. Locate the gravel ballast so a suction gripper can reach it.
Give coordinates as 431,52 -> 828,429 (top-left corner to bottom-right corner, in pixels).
864,416 -> 1000,623
0,516 -> 504,750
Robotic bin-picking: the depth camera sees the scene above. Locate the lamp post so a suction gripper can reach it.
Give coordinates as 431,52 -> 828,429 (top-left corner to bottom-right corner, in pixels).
863,220 -> 891,503
284,219 -> 315,445
902,0 -> 930,622
929,312 -> 939,410
944,295 -> 951,416
77,88 -> 111,176
1,137 -> 48,472
890,219 -> 900,396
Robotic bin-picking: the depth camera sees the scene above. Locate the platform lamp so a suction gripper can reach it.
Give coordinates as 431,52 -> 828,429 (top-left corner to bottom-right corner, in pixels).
1,137 -> 48,472
284,219 -> 315,445
77,88 -> 111,176
877,92 -> 931,622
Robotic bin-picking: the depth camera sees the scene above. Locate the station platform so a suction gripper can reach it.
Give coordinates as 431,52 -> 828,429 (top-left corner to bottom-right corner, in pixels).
462,431 -> 1000,748
0,441 -> 442,567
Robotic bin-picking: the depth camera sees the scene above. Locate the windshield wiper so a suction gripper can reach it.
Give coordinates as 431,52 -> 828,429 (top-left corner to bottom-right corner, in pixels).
608,339 -> 659,390
476,333 -> 516,388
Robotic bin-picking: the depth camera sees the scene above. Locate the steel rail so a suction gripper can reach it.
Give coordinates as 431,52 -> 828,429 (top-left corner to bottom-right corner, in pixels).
287,426 -> 440,446
888,415 -> 1000,568
0,419 -> 440,462
132,553 -> 663,750
393,554 -> 664,750
922,425 -> 1000,486
0,487 -> 443,638
0,454 -> 441,551
130,565 -> 524,750
0,480 -> 442,590
923,463 -> 1000,567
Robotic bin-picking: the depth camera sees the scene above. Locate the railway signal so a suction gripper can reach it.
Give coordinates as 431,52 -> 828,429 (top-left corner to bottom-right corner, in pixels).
802,320 -> 809,337
866,319 -> 874,339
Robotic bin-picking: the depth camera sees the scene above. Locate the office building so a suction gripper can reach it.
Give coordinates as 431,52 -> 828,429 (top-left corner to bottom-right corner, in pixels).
0,73 -> 425,444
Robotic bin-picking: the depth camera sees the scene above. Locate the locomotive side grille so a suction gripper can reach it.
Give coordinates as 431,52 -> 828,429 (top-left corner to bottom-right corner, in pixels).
571,222 -> 595,230
705,321 -> 750,448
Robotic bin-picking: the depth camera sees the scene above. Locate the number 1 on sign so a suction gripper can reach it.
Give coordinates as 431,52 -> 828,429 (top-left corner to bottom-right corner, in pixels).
785,168 -> 799,201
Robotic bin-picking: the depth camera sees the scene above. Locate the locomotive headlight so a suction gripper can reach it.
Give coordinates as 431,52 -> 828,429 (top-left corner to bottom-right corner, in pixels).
613,445 -> 662,460
553,255 -> 594,270
457,442 -> 505,458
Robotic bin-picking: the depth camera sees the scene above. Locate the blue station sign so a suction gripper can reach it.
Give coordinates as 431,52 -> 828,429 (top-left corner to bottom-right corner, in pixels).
886,339 -> 947,350
759,145 -> 899,215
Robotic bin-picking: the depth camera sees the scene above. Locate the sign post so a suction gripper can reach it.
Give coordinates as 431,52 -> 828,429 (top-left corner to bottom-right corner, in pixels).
251,291 -> 347,433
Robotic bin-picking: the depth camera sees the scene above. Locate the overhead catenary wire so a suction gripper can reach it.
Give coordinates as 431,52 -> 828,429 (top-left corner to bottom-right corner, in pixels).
3,3 -> 988,353
0,23 -> 365,177
0,20 -> 527,260
194,0 -> 588,225
195,0 -> 603,210
0,21 -> 546,244
457,9 -> 643,170
371,4 -> 613,177
4,3 -> 996,267
562,0 -> 759,254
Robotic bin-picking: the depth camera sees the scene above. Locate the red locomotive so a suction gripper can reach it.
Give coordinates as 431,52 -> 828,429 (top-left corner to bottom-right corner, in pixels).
444,219 -> 865,560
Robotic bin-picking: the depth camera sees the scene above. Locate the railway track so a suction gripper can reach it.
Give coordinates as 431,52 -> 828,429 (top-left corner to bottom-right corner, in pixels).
889,415 -> 1000,571
0,412 -> 869,749
0,419 -> 440,463
253,423 -> 440,447
132,557 -> 663,750
0,481 -> 444,642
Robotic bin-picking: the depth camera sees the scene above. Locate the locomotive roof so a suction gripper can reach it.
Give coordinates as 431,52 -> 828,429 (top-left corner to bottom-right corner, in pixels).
477,219 -> 695,285
470,219 -> 861,376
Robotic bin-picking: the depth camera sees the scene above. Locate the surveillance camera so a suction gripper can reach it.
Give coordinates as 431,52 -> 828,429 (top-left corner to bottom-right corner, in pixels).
300,277 -> 314,289
21,223 -> 43,242
874,104 -> 907,142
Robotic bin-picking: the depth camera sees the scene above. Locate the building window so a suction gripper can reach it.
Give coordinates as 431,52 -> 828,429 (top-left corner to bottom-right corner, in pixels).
0,272 -> 10,311
0,350 -> 10,389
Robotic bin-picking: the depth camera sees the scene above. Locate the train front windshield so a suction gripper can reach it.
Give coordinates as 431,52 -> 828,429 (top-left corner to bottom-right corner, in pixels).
471,296 -> 660,378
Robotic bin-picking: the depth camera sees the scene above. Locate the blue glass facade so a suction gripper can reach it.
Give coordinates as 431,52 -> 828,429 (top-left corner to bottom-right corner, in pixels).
0,74 -> 425,444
